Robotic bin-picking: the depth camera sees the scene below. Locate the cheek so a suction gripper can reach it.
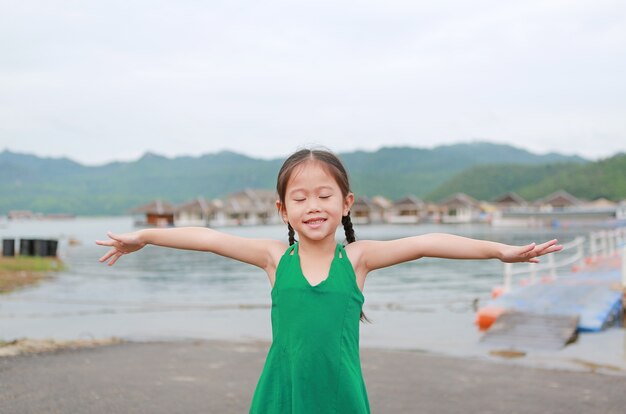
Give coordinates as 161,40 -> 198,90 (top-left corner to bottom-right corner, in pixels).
282,202 -> 301,218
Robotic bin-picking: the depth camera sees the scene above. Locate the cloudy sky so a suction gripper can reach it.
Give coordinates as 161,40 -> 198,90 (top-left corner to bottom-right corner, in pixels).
1,0 -> 624,165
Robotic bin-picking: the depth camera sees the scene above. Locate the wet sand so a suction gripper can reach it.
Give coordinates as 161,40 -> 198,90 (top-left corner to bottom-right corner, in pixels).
1,339 -> 625,413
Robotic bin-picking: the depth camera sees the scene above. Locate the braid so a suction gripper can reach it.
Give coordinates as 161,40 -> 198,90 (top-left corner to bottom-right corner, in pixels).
287,223 -> 296,245
359,310 -> 372,323
342,211 -> 356,244
341,210 -> 371,323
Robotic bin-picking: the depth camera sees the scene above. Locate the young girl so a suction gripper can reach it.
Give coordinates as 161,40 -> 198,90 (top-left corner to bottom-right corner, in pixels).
96,148 -> 562,413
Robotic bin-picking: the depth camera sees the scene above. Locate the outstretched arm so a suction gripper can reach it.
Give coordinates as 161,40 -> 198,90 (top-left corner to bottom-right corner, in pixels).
95,227 -> 286,271
354,233 -> 562,273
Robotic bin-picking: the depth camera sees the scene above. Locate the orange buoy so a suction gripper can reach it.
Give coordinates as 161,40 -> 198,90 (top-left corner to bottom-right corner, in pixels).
475,306 -> 505,331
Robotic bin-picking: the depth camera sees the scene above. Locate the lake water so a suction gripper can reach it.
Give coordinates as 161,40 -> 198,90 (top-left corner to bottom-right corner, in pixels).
1,217 -> 624,374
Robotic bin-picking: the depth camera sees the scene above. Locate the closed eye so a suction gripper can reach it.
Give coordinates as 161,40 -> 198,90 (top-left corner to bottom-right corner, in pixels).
320,195 -> 332,199
294,198 -> 305,202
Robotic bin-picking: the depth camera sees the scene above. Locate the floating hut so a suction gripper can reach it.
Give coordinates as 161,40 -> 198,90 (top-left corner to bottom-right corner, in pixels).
222,189 -> 280,226
386,196 -> 425,224
492,190 -> 622,227
439,193 -> 482,223
131,199 -> 175,227
533,190 -> 583,210
174,197 -> 225,227
352,196 -> 388,224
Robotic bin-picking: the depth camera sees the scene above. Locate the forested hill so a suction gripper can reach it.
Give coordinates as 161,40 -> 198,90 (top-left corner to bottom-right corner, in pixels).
340,143 -> 586,201
426,152 -> 626,202
0,141 -> 597,215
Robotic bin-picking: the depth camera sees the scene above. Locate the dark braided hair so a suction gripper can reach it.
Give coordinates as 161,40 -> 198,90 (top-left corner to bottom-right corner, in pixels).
277,148 -> 371,324
342,211 -> 355,244
288,223 -> 297,246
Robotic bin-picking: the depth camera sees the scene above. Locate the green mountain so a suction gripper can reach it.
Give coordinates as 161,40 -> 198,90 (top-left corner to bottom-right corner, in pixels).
342,143 -> 586,199
516,152 -> 626,201
426,153 -> 626,202
0,142 -> 591,215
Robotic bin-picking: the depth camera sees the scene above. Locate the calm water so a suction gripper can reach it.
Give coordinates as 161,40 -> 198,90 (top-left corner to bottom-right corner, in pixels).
1,217 -> 624,374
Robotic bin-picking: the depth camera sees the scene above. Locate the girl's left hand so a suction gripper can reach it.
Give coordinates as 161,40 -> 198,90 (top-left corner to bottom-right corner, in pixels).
499,239 -> 563,263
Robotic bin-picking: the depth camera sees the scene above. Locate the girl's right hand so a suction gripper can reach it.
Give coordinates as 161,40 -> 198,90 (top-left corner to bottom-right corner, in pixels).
96,231 -> 146,266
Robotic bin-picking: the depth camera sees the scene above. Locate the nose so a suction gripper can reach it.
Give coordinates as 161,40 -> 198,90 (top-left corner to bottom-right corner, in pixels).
306,198 -> 321,213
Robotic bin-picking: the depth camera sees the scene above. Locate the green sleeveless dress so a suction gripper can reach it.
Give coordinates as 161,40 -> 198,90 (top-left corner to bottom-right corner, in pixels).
249,241 -> 370,413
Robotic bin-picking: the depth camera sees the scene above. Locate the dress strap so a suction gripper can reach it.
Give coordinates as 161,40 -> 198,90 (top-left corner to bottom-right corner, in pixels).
288,243 -> 297,256
335,242 -> 343,259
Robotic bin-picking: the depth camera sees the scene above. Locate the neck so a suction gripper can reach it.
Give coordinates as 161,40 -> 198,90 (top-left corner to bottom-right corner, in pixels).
297,236 -> 337,257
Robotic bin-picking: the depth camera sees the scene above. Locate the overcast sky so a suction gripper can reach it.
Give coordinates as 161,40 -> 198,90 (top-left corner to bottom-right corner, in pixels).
1,0 -> 624,165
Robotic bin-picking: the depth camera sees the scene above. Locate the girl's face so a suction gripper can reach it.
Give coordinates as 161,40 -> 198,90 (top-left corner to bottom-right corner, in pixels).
278,160 -> 354,243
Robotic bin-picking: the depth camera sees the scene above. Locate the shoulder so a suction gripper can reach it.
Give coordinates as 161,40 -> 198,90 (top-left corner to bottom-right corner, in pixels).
343,240 -> 372,274
266,240 -> 290,268
344,239 -> 376,256
266,239 -> 290,256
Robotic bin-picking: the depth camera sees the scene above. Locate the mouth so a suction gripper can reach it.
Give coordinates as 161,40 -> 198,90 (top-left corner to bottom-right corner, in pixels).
304,217 -> 327,226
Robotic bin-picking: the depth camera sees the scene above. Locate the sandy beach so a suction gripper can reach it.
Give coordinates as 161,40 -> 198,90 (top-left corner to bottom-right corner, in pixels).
1,339 -> 625,414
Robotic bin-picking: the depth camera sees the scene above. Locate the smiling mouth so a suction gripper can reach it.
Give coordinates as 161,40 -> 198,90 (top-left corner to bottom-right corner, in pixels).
305,218 -> 326,224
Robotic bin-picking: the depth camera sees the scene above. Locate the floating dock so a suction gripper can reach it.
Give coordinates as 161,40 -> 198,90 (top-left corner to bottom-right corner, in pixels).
480,311 -> 580,350
476,228 -> 626,349
479,269 -> 623,332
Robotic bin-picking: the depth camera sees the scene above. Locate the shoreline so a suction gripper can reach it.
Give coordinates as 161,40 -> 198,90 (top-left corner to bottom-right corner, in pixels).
0,270 -> 54,294
0,337 -> 124,357
2,338 -> 625,414
0,256 -> 63,294
2,334 -> 625,378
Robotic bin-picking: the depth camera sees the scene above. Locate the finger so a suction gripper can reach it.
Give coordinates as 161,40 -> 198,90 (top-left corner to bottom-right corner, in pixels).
520,242 -> 536,255
98,250 -> 114,262
107,231 -> 124,243
536,244 -> 563,256
99,249 -> 117,262
108,252 -> 123,266
536,239 -> 558,251
95,239 -> 114,246
543,244 -> 563,253
529,258 -> 540,263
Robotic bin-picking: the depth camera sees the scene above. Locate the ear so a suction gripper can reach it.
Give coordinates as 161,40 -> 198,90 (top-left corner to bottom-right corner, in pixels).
276,199 -> 289,224
343,192 -> 355,216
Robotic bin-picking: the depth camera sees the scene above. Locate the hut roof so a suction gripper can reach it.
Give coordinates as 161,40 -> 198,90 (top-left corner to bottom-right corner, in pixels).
392,195 -> 425,207
176,197 -> 213,213
439,192 -> 481,207
224,188 -> 277,213
533,190 -> 584,207
130,199 -> 176,214
492,192 -> 528,205
371,196 -> 393,209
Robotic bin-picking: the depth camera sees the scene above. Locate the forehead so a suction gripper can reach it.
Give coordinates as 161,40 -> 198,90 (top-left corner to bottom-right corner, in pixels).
287,161 -> 339,192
